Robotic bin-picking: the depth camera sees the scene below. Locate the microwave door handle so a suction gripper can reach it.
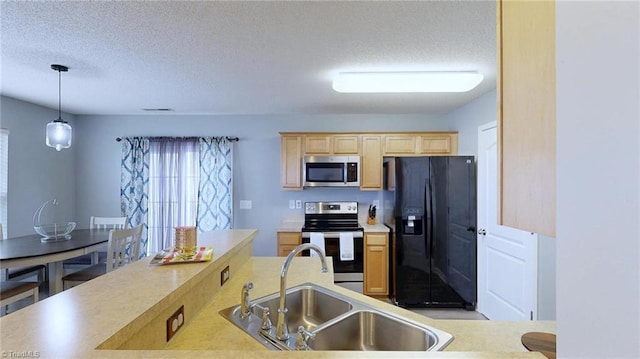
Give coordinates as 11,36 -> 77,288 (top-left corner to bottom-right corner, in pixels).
344,163 -> 347,184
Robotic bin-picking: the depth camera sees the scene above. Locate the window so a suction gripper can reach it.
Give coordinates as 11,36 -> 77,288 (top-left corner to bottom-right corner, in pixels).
120,136 -> 233,256
0,129 -> 8,238
147,138 -> 200,253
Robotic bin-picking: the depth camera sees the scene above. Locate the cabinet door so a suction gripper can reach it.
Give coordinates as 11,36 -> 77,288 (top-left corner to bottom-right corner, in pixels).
277,232 -> 301,256
498,0 -> 556,236
417,134 -> 457,155
281,135 -> 303,190
332,135 -> 360,154
360,136 -> 382,190
304,135 -> 332,155
364,233 -> 388,295
278,244 -> 301,257
383,135 -> 417,156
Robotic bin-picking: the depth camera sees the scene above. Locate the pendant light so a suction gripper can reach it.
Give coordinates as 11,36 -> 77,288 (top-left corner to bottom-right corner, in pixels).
46,64 -> 72,151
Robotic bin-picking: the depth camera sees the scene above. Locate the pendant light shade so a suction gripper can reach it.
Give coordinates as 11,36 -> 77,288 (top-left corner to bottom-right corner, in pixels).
46,121 -> 72,151
46,64 -> 72,151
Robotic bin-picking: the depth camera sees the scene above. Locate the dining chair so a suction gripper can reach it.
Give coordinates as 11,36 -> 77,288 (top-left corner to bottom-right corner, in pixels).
90,216 -> 128,230
63,216 -> 129,268
0,223 -> 47,283
62,224 -> 143,290
0,223 -> 42,316
0,281 -> 39,316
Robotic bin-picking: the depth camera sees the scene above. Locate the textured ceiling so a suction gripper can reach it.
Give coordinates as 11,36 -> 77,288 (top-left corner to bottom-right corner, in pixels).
0,1 -> 496,116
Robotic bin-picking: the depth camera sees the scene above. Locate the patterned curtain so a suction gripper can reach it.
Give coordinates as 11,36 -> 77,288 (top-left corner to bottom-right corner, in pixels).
120,137 -> 150,256
197,137 -> 233,231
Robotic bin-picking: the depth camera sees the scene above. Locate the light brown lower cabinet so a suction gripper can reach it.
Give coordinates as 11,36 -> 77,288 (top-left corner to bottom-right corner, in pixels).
277,232 -> 301,257
364,232 -> 388,296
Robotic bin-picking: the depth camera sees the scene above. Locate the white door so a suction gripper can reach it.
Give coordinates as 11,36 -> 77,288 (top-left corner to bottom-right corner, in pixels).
477,122 -> 538,320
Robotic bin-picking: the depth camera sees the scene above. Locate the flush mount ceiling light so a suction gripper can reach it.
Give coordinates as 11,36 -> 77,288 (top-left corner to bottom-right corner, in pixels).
332,71 -> 484,93
46,64 -> 72,151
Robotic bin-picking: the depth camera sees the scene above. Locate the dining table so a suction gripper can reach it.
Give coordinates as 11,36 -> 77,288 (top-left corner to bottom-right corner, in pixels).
0,228 -> 111,295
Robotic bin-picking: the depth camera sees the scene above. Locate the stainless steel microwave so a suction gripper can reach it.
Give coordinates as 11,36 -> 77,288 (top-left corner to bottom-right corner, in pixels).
303,156 -> 360,187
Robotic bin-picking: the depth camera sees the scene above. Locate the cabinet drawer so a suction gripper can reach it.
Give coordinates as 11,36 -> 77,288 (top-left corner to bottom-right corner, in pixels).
365,233 -> 387,246
277,232 -> 301,245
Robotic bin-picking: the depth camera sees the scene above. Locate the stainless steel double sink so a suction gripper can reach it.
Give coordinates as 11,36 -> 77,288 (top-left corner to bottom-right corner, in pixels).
219,282 -> 454,351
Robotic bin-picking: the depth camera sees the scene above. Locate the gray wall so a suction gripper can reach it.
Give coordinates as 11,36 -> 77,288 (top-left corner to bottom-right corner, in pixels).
557,1 -> 639,357
537,235 -> 556,320
73,113 -> 450,256
0,96 -> 76,237
446,89 -> 497,156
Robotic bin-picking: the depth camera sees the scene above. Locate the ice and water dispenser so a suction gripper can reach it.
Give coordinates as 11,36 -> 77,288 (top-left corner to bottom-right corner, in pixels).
401,215 -> 423,235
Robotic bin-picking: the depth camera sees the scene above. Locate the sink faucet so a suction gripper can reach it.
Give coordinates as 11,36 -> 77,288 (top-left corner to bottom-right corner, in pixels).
275,243 -> 328,341
240,282 -> 253,319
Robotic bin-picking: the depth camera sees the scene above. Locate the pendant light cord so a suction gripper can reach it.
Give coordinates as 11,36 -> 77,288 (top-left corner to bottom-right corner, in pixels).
58,68 -> 62,121
51,64 -> 68,123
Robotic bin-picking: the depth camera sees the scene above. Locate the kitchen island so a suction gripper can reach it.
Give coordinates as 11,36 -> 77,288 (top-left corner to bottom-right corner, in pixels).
0,229 -> 554,358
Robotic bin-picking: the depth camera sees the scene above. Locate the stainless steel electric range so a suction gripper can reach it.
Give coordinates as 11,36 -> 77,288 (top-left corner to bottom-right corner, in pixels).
301,201 -> 364,293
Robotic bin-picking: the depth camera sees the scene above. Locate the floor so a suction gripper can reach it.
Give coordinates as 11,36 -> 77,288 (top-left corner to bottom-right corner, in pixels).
383,298 -> 487,320
409,307 -> 487,320
3,278 -> 487,320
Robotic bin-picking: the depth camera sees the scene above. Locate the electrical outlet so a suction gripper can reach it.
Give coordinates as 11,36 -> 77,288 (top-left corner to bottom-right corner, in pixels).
220,265 -> 230,286
239,200 -> 252,209
166,305 -> 185,342
295,200 -> 302,209
289,200 -> 295,209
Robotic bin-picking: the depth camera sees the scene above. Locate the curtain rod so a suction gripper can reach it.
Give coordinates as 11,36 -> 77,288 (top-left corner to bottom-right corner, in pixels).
115,136 -> 239,142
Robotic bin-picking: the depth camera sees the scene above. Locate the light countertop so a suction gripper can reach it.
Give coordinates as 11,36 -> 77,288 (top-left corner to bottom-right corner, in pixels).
277,221 -> 304,232
166,257 -> 554,355
0,229 -> 258,358
359,222 -> 390,232
0,229 -> 554,358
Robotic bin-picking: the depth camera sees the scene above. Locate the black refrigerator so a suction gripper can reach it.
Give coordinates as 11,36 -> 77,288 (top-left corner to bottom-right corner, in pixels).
387,156 -> 477,309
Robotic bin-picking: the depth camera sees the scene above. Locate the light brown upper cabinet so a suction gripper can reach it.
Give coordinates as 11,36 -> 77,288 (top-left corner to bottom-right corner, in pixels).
304,135 -> 332,155
383,132 -> 458,156
332,135 -> 360,154
280,132 -> 457,191
280,134 -> 303,190
498,0 -> 556,237
360,136 -> 383,190
304,134 -> 359,155
417,134 -> 458,155
383,135 -> 417,156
